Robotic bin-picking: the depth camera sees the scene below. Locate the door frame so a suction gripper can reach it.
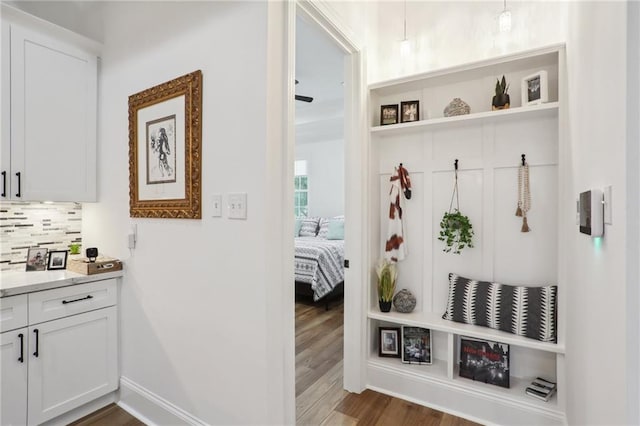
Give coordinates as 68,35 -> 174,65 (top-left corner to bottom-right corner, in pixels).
293,0 -> 368,399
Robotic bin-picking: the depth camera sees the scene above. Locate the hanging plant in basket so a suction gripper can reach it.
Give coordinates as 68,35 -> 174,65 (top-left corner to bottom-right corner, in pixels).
438,161 -> 474,254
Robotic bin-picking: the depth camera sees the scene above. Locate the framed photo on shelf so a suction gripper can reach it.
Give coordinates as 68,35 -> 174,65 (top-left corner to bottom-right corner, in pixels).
47,250 -> 68,270
400,100 -> 420,123
129,70 -> 203,219
379,327 -> 401,358
459,337 -> 510,388
401,326 -> 432,364
380,104 -> 399,126
521,70 -> 548,106
25,247 -> 48,272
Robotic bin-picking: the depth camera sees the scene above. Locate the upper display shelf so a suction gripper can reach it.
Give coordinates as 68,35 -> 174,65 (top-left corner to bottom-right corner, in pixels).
369,44 -> 564,131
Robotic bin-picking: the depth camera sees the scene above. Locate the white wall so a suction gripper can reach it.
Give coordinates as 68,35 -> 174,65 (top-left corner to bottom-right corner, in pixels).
295,139 -> 344,217
82,2 -> 288,423
366,1 -> 568,83
565,2 -> 628,424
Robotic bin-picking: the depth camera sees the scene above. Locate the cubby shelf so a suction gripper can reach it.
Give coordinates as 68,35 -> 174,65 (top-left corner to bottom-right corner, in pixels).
369,310 -> 564,354
370,102 -> 559,136
368,357 -> 561,415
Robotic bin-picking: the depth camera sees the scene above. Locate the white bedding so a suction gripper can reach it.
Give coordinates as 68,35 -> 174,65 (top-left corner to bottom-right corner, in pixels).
294,237 -> 345,301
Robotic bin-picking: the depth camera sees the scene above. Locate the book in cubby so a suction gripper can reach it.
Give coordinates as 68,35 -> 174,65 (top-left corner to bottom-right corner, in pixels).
526,377 -> 557,402
459,337 -> 510,388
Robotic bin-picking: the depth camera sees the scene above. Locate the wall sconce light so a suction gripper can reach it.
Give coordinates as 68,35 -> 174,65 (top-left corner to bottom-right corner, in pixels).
499,0 -> 512,33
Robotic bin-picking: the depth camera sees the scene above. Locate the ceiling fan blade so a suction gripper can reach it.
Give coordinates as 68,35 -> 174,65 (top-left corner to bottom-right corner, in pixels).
295,94 -> 314,103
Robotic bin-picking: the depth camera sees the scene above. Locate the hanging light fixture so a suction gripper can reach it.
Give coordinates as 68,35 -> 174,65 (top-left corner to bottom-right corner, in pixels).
499,0 -> 512,33
400,0 -> 410,56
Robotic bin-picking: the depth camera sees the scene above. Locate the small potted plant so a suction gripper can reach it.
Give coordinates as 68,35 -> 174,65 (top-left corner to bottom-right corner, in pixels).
376,259 -> 397,312
438,210 -> 474,254
492,75 -> 510,110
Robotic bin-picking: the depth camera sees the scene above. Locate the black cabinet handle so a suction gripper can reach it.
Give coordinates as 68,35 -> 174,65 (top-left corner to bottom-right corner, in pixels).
33,329 -> 39,357
1,171 -> 5,197
15,172 -> 21,198
18,333 -> 24,363
62,294 -> 93,305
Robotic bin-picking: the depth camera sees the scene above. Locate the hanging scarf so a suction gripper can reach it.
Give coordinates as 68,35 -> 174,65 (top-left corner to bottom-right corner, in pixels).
516,162 -> 531,232
385,164 -> 412,262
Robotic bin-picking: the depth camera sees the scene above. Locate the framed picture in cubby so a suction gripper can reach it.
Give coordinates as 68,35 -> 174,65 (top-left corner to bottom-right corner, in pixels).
459,337 -> 510,388
521,70 -> 548,106
401,326 -> 432,364
400,100 -> 420,123
379,327 -> 401,358
380,104 -> 399,126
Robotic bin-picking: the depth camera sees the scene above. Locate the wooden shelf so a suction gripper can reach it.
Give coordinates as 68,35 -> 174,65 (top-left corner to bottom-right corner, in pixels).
368,310 -> 565,354
370,102 -> 559,136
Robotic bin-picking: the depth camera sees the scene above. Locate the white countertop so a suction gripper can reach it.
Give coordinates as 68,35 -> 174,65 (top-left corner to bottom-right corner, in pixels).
0,270 -> 124,297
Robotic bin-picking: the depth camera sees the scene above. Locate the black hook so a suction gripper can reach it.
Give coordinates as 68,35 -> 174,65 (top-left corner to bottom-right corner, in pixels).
521,154 -> 526,166
454,159 -> 458,171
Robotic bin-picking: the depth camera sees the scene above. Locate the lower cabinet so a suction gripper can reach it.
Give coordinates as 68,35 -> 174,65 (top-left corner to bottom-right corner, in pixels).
1,328 -> 28,426
0,280 -> 119,426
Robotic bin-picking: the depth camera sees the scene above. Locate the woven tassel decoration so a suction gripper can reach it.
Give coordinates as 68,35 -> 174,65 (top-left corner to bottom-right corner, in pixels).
521,216 -> 530,233
515,206 -> 523,217
516,160 -> 531,232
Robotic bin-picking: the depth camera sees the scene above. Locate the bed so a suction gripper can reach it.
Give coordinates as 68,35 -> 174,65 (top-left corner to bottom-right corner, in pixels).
294,236 -> 345,302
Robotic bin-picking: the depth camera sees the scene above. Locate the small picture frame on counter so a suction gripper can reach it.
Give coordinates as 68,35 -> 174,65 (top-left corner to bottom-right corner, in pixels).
380,104 -> 399,126
400,100 -> 420,123
25,247 -> 48,272
47,250 -> 68,270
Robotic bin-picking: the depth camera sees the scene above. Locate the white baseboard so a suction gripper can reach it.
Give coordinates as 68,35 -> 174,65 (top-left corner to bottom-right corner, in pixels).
41,393 -> 117,426
118,376 -> 207,426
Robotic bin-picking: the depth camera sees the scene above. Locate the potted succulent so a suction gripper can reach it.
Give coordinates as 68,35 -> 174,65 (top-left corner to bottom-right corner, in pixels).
376,259 -> 397,312
492,75 -> 510,110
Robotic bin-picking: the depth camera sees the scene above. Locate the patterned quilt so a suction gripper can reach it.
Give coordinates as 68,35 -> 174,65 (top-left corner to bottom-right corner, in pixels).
294,237 -> 345,301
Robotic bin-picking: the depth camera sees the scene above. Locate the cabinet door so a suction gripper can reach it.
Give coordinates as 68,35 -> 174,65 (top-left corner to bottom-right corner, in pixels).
27,307 -> 118,426
10,24 -> 97,202
1,19 -> 10,200
1,328 -> 28,426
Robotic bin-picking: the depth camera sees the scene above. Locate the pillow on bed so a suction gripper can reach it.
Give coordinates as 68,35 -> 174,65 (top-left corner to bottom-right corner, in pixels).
299,217 -> 320,237
294,219 -> 303,237
318,216 -> 344,239
442,273 -> 557,343
327,219 -> 344,240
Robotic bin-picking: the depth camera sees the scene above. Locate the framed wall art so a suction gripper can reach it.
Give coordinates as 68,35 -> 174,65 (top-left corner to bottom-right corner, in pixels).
401,326 -> 432,364
521,70 -> 548,106
129,70 -> 203,219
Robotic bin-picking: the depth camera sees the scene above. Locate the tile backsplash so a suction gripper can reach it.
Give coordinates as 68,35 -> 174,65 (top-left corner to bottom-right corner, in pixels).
0,202 -> 82,272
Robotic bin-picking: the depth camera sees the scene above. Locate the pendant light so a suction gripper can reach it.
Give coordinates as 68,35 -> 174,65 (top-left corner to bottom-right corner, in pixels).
400,0 -> 410,56
499,0 -> 512,33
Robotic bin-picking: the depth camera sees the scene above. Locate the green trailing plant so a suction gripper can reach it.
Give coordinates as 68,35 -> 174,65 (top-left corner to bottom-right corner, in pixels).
495,75 -> 509,96
438,209 -> 474,254
438,161 -> 475,254
375,259 -> 397,302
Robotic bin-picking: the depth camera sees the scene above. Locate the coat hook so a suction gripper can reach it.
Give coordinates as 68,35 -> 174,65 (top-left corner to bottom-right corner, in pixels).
454,159 -> 458,170
521,154 -> 526,166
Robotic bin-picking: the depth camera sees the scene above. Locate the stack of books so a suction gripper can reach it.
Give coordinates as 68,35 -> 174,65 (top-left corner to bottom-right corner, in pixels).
525,377 -> 557,402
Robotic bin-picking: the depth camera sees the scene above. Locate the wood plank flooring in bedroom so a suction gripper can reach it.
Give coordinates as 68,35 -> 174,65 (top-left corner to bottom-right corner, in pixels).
295,298 -> 481,426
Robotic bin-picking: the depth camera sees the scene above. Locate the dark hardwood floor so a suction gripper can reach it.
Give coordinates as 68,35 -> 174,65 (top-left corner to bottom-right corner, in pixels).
73,298 -> 480,425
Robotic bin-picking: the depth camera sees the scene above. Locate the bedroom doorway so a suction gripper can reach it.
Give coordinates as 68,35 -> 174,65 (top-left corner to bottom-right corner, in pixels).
293,13 -> 347,424
294,3 -> 363,424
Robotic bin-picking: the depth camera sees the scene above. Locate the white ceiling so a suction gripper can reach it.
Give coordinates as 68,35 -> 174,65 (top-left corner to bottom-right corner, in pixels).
295,14 -> 345,141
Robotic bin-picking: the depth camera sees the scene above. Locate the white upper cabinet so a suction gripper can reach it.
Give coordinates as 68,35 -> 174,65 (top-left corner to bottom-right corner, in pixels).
1,12 -> 98,202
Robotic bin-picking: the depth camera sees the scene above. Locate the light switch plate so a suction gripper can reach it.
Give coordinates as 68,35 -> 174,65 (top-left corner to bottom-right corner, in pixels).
228,193 -> 247,219
212,194 -> 222,217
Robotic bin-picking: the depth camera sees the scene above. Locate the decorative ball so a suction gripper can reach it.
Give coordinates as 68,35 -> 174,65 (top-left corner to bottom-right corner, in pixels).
393,289 -> 417,313
444,98 -> 471,117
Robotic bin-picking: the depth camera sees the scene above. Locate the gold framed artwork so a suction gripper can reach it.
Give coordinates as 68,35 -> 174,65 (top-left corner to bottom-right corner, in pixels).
128,70 -> 202,219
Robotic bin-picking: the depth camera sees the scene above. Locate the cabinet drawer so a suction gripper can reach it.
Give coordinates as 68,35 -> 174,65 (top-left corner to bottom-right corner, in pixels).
28,279 -> 117,324
0,294 -> 28,332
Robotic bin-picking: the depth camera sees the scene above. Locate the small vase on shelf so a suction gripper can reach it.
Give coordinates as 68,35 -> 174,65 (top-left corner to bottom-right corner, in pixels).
492,75 -> 510,110
379,300 -> 392,313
